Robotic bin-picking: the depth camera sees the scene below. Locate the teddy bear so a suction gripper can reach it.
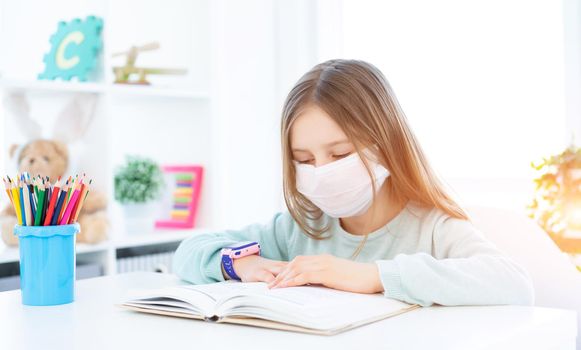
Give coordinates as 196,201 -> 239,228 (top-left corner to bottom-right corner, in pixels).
0,93 -> 109,246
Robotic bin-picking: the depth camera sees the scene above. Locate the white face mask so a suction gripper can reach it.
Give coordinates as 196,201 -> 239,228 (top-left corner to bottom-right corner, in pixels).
294,149 -> 390,218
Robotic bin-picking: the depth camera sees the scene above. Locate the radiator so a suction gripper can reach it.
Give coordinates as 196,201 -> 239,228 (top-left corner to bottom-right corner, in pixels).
117,251 -> 175,274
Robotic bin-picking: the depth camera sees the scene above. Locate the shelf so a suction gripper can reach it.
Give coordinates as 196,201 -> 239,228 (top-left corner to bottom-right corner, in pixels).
0,228 -> 208,265
0,0 -> 223,280
106,84 -> 208,99
110,228 -> 209,250
0,78 -> 105,93
0,241 -> 108,265
0,78 -> 209,99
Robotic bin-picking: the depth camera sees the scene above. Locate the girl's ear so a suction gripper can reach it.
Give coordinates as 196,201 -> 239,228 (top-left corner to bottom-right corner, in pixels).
52,93 -> 98,144
3,92 -> 42,140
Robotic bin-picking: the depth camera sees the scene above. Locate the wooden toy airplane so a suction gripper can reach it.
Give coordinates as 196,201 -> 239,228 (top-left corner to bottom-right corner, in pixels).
112,42 -> 187,85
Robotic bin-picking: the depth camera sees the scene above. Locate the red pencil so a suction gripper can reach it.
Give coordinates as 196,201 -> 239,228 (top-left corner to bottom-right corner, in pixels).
43,177 -> 61,226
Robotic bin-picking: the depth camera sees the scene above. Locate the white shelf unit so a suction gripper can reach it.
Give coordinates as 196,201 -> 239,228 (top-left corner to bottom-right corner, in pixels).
0,0 -> 219,280
0,79 -> 210,99
0,0 -> 288,284
0,228 -> 210,275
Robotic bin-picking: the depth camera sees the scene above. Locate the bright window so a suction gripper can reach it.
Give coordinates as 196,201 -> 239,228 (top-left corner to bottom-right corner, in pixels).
340,0 -> 567,210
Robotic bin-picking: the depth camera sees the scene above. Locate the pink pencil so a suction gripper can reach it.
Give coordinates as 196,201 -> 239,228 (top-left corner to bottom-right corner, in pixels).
59,184 -> 81,225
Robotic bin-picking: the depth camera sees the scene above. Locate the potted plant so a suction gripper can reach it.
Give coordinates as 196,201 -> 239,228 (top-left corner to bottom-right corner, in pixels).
527,144 -> 581,254
114,155 -> 164,233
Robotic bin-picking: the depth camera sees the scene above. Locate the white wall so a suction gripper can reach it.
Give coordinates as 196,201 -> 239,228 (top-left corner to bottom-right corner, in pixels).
208,0 -> 282,228
563,0 -> 581,142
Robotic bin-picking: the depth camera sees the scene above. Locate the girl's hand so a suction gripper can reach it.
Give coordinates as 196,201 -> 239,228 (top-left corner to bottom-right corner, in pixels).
267,254 -> 383,294
226,255 -> 288,283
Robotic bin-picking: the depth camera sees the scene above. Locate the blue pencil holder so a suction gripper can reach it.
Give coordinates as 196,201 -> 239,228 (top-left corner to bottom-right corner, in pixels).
14,223 -> 80,306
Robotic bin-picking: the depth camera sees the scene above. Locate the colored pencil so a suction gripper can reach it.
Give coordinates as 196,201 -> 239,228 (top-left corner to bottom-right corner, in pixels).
57,180 -> 71,223
42,181 -> 49,225
3,172 -> 92,226
34,180 -> 45,226
43,177 -> 61,226
60,177 -> 73,219
66,176 -> 76,203
3,178 -> 12,205
33,175 -> 39,198
59,183 -> 81,225
19,177 -> 26,226
71,179 -> 91,223
51,184 -> 69,226
68,184 -> 84,224
29,178 -> 36,222
67,175 -> 86,224
22,178 -> 32,226
10,180 -> 23,225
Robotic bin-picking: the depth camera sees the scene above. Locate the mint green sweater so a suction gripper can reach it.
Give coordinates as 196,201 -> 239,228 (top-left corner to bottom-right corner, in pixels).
173,201 -> 535,307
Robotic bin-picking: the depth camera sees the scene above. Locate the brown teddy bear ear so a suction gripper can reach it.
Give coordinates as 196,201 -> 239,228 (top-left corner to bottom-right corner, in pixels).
52,140 -> 69,160
9,144 -> 19,158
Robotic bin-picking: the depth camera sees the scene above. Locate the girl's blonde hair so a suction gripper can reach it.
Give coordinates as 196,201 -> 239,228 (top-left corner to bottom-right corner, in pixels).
281,59 -> 469,241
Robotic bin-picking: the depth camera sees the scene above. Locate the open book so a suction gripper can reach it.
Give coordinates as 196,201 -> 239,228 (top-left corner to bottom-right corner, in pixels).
120,280 -> 420,335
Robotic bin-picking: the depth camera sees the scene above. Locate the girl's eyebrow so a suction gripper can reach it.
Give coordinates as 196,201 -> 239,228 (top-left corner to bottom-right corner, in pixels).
292,140 -> 351,152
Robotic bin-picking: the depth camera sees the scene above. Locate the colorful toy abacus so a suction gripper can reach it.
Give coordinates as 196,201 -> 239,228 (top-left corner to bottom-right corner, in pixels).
155,165 -> 203,229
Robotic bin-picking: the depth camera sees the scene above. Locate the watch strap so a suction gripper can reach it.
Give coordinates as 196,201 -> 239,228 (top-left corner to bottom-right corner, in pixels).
221,253 -> 241,281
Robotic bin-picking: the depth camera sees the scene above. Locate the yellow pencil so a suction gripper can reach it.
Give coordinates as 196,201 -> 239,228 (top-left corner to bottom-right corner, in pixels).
6,175 -> 22,225
3,178 -> 12,205
11,181 -> 22,225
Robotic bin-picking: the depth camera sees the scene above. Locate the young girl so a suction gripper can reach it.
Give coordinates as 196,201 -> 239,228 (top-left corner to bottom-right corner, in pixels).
173,59 -> 534,307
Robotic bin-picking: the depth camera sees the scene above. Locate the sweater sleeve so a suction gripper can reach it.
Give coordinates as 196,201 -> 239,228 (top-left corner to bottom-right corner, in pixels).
375,216 -> 535,307
172,212 -> 292,284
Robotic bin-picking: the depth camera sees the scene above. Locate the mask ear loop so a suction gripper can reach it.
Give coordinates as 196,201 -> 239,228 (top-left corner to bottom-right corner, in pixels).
348,146 -> 382,260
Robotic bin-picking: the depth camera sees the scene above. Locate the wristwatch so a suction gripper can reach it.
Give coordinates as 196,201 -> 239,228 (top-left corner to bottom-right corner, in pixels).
220,241 -> 261,281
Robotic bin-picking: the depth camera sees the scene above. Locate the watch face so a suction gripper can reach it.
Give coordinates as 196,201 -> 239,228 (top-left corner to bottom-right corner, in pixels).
225,241 -> 260,259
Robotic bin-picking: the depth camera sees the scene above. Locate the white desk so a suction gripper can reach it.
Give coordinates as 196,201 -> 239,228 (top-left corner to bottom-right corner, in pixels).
0,272 -> 577,350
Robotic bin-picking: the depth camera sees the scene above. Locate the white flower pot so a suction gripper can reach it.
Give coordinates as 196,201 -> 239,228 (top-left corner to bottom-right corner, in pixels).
122,202 -> 159,234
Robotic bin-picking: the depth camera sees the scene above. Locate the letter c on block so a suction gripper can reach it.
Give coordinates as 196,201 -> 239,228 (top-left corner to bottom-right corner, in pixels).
56,31 -> 85,70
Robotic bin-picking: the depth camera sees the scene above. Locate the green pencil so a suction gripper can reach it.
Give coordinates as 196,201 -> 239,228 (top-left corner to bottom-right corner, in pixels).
34,175 -> 40,198
34,181 -> 45,226
67,176 -> 76,202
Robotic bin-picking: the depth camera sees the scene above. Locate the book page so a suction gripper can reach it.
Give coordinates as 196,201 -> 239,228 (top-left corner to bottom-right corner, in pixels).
124,285 -> 221,317
180,280 -> 268,300
213,282 -> 415,331
124,281 -> 417,332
